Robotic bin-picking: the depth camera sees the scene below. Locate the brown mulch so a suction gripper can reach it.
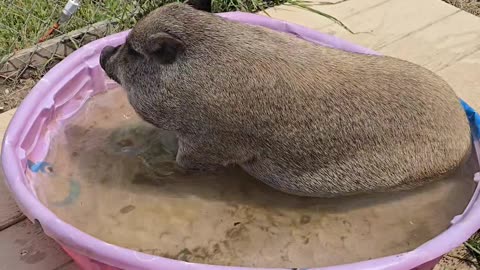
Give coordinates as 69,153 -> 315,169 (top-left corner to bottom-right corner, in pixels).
0,79 -> 35,113
0,57 -> 61,113
434,243 -> 479,270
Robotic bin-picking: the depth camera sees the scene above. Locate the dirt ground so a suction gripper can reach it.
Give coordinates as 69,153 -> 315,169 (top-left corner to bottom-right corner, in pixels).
0,56 -> 59,113
435,245 -> 479,270
0,79 -> 35,113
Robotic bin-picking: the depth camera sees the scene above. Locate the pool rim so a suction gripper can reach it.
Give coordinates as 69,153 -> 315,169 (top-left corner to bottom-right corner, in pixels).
2,11 -> 480,270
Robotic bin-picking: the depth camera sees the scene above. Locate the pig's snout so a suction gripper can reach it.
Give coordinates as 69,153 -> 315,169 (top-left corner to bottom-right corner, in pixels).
100,45 -> 119,71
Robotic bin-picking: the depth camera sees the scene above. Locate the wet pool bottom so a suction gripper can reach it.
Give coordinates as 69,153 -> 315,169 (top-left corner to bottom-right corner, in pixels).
31,87 -> 477,268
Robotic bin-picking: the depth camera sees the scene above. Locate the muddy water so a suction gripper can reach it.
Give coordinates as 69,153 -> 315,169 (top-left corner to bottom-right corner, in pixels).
31,87 -> 477,268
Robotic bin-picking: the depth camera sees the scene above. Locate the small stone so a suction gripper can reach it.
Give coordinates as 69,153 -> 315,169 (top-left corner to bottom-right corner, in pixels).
120,205 -> 136,214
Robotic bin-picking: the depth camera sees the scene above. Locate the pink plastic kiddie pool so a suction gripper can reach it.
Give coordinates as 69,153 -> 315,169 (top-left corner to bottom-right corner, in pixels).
3,11 -> 480,270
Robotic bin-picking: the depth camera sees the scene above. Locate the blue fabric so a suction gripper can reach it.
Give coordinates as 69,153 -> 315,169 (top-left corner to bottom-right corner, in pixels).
461,99 -> 480,139
27,160 -> 52,173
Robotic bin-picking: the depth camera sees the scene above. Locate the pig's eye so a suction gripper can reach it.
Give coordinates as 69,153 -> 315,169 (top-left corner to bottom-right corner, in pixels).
126,44 -> 142,58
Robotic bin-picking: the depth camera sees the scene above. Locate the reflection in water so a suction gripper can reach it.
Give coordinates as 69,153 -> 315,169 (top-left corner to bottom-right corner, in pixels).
31,88 -> 477,268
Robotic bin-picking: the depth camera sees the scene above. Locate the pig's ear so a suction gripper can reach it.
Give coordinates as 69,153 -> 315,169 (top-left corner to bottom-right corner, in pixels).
145,32 -> 185,64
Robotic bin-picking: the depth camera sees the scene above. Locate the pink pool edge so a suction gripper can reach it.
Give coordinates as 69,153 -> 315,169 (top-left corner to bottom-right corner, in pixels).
2,11 -> 480,270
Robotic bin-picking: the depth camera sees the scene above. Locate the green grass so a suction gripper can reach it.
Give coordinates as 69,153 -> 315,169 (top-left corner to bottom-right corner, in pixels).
0,0 -> 269,58
465,234 -> 480,268
0,0 -> 352,61
0,0 -> 145,58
